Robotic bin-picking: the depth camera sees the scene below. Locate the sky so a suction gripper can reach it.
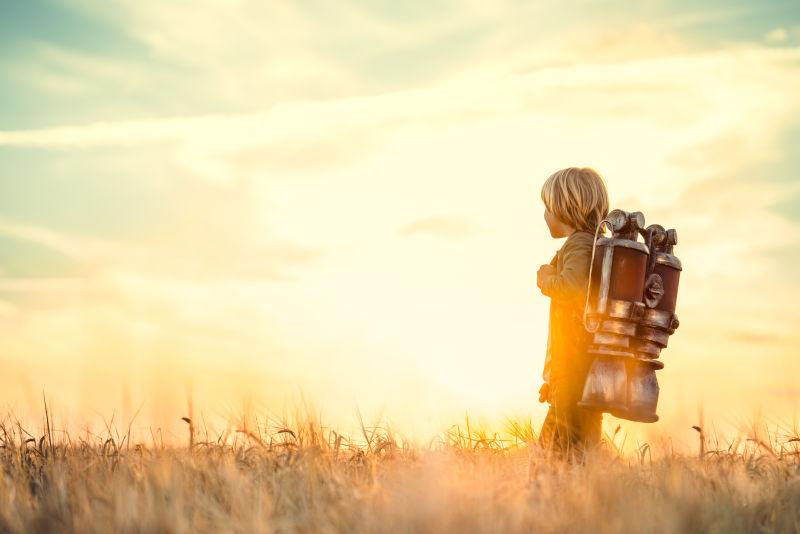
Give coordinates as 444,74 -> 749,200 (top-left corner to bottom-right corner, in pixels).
1,0 -> 799,449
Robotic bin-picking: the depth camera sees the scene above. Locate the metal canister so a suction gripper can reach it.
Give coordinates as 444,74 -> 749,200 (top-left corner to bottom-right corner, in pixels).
612,226 -> 681,423
579,210 -> 650,414
579,215 -> 682,423
636,226 -> 681,359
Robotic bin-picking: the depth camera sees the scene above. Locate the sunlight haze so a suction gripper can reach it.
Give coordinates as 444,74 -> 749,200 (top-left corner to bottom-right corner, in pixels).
1,0 -> 799,449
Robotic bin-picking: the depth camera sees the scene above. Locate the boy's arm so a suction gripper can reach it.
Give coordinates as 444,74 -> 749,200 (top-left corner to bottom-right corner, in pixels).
540,234 -> 594,302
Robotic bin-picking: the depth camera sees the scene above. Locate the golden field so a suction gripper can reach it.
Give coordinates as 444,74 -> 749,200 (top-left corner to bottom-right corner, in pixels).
1,405 -> 799,533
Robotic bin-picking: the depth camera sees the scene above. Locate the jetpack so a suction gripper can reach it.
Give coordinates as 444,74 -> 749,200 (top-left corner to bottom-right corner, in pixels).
579,209 -> 681,423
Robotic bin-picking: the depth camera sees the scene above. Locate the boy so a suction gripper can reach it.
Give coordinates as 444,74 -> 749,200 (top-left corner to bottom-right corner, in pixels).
536,167 -> 609,461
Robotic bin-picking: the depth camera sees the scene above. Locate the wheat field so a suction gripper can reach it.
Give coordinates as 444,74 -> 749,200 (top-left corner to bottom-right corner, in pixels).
1,406 -> 799,534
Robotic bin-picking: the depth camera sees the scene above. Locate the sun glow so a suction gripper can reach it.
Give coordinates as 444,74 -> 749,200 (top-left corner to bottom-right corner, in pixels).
1,1 -> 799,449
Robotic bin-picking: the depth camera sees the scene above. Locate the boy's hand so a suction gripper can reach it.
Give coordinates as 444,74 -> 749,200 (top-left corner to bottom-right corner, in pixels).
537,264 -> 556,289
538,382 -> 550,403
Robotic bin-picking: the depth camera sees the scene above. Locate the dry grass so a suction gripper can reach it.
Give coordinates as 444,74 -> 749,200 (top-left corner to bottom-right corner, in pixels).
0,405 -> 799,534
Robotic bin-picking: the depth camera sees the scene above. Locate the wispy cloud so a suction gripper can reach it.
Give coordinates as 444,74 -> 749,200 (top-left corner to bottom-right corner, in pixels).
0,277 -> 87,294
2,45 -> 798,187
765,27 -> 789,44
0,217 -> 127,263
2,41 -> 151,96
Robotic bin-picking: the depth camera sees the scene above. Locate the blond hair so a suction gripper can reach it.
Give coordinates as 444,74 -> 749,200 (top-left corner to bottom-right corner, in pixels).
541,167 -> 609,232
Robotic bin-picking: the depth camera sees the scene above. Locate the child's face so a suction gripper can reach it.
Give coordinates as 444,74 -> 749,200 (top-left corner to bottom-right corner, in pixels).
544,208 -> 574,238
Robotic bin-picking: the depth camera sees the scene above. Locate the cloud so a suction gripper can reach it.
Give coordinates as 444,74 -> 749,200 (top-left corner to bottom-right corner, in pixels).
1,41 -> 151,96
2,44 -> 799,187
765,27 -> 789,44
0,210 -> 322,287
58,0 -> 362,106
0,277 -> 86,295
0,217 -> 127,263
661,5 -> 757,30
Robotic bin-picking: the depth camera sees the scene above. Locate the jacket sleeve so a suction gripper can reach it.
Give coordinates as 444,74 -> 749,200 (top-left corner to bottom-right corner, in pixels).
541,234 -> 594,302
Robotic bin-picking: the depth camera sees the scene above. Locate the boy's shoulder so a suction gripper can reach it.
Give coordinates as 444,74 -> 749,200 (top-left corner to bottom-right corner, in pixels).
557,231 -> 595,262
567,230 -> 595,242
563,230 -> 595,249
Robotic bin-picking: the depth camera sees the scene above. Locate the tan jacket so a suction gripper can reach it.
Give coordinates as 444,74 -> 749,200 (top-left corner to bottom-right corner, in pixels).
541,230 -> 595,384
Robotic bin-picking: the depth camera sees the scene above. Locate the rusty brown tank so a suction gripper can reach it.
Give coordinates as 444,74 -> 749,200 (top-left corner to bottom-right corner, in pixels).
578,209 -> 681,423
